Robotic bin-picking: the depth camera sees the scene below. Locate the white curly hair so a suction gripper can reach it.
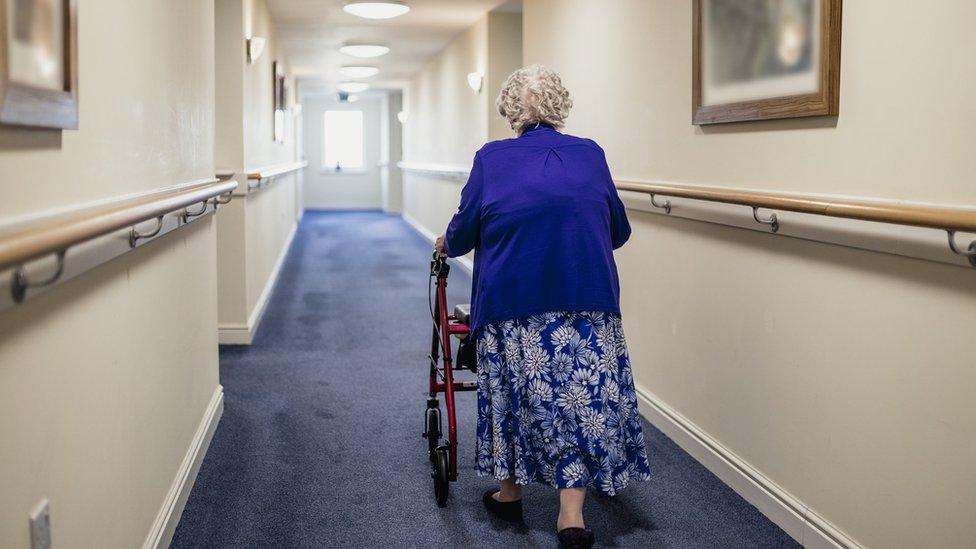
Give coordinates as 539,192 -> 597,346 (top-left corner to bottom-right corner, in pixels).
496,64 -> 573,134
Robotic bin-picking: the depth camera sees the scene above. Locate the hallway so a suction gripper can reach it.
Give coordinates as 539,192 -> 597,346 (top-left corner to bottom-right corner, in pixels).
3,1 -> 976,547
170,212 -> 798,548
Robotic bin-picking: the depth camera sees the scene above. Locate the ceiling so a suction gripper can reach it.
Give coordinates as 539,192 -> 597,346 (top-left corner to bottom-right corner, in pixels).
268,0 -> 520,97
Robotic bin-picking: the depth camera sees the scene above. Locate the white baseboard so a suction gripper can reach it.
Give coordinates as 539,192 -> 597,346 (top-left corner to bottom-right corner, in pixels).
143,385 -> 224,549
401,212 -> 473,275
218,222 -> 297,345
634,385 -> 862,549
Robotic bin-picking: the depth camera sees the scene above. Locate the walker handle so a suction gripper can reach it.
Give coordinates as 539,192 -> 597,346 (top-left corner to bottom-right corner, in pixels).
430,251 -> 450,278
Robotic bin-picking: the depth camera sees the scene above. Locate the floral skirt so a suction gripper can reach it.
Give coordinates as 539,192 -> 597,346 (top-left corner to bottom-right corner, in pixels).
474,311 -> 652,496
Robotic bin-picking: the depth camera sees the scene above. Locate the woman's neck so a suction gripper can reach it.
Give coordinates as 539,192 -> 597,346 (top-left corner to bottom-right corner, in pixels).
520,121 -> 555,136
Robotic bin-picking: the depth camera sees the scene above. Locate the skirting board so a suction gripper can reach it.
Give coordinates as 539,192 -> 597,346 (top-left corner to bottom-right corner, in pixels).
401,212 -> 474,274
218,222 -> 297,345
142,384 -> 224,549
634,385 -> 862,549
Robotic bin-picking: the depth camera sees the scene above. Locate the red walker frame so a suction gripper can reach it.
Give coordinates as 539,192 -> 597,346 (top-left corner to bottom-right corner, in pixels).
423,253 -> 477,507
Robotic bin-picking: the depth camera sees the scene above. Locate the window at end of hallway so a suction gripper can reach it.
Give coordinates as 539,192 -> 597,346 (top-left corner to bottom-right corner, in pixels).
322,110 -> 364,172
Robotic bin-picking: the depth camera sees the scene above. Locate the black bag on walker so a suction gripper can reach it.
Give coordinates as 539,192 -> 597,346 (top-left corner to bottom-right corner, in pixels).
457,335 -> 477,374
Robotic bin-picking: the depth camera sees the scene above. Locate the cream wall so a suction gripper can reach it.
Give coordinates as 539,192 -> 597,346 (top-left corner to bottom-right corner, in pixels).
403,17 -> 487,239
525,1 -> 976,203
0,1 -> 219,548
381,91 -> 404,213
242,0 -> 296,169
215,0 -> 249,329
522,1 -> 976,548
245,181 -> 297,312
404,17 -> 488,165
215,0 -> 300,342
215,0 -> 245,172
302,95 -> 383,210
486,12 -> 523,141
402,10 -> 522,239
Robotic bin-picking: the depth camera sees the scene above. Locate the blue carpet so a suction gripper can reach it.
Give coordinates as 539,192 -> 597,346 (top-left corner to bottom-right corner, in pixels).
170,211 -> 801,549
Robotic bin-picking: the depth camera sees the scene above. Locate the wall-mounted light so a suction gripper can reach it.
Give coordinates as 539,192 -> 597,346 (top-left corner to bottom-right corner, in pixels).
339,65 -> 380,78
338,81 -> 370,93
467,72 -> 483,93
246,36 -> 266,64
343,1 -> 410,20
339,42 -> 390,58
397,111 -> 408,124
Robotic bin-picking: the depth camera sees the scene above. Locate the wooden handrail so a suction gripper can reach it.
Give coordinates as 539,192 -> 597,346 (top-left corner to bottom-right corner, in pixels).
399,160 -> 976,232
0,178 -> 237,271
246,161 -> 307,180
399,159 -> 976,265
615,180 -> 976,233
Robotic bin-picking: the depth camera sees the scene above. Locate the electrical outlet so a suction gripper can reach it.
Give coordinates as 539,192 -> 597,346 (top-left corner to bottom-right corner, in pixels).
29,499 -> 51,549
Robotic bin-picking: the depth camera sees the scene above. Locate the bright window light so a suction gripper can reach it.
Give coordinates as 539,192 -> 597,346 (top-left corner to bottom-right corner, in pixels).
343,1 -> 410,20
323,110 -> 364,171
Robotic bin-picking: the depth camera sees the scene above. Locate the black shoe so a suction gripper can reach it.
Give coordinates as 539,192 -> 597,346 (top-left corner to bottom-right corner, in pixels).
557,527 -> 595,549
481,490 -> 523,523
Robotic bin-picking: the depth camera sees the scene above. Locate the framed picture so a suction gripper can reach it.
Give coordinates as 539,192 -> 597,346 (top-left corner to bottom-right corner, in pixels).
273,60 -> 286,143
0,0 -> 78,129
693,0 -> 841,125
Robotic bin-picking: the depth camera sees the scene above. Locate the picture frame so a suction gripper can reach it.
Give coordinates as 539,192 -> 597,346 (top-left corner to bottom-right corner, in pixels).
273,60 -> 286,143
692,0 -> 841,125
0,0 -> 78,129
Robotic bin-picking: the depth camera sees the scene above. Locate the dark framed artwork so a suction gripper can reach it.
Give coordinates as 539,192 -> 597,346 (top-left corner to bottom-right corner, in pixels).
693,0 -> 841,125
273,60 -> 286,143
0,0 -> 78,129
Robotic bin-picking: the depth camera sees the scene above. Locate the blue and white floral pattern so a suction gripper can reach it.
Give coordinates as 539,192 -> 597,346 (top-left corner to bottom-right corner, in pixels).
474,311 -> 652,496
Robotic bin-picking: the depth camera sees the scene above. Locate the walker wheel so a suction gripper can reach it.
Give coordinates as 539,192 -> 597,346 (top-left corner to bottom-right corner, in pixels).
432,446 -> 450,507
424,406 -> 441,463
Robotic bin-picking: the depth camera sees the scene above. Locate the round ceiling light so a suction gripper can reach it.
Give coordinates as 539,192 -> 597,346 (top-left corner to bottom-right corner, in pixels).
339,42 -> 390,58
343,1 -> 410,20
339,65 -> 380,78
338,81 -> 370,93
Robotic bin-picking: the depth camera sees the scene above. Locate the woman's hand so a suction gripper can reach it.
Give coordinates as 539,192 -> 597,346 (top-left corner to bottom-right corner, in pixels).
434,234 -> 447,258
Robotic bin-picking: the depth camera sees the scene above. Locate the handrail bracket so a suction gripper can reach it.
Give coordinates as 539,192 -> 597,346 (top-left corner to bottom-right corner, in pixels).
947,230 -> 976,268
752,206 -> 780,233
12,250 -> 67,303
129,215 -> 165,248
181,200 -> 209,223
650,194 -> 672,214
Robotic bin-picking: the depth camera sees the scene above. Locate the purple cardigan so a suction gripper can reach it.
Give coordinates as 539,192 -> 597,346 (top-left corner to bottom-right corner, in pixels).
444,124 -> 631,331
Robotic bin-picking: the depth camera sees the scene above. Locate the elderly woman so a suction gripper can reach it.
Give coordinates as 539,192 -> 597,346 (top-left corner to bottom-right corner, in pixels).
435,65 -> 651,549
